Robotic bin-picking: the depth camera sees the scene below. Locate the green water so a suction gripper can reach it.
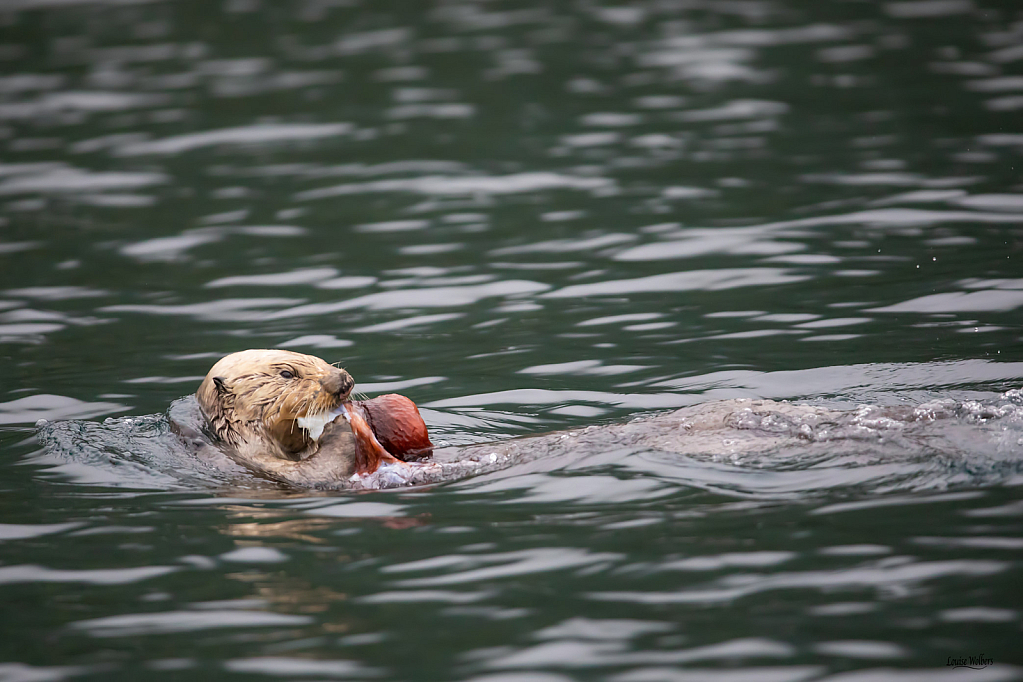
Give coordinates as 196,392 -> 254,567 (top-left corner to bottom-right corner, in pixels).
1,0 -> 1022,679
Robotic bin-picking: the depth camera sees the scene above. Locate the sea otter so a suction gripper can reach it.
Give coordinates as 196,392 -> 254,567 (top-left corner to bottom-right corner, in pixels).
184,349 -> 434,488
179,349 -> 1010,491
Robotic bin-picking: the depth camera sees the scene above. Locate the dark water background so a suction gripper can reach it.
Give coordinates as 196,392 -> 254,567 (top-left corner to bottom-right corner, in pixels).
2,0 -> 1023,679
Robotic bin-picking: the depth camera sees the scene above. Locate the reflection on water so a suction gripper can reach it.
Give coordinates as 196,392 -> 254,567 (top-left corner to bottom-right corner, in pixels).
1,0 -> 1022,679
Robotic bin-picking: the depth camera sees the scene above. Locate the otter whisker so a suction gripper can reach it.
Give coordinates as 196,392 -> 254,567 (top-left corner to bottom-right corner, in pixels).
265,383 -> 301,428
281,385 -> 307,423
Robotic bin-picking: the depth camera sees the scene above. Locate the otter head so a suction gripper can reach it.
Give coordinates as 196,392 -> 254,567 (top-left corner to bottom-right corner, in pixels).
196,349 -> 354,460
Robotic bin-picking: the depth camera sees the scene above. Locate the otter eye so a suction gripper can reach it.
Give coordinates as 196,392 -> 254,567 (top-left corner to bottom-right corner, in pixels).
279,370 -> 295,379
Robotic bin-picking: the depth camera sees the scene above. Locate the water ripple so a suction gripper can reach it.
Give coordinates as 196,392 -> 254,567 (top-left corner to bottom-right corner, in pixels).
0,564 -> 176,586
70,609 -> 311,637
115,122 -> 354,156
590,559 -> 1006,605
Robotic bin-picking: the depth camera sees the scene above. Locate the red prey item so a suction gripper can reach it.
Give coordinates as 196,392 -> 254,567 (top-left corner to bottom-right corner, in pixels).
343,394 -> 434,475
355,394 -> 434,461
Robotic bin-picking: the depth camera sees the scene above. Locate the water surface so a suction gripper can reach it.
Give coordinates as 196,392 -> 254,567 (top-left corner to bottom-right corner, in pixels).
1,0 -> 1022,679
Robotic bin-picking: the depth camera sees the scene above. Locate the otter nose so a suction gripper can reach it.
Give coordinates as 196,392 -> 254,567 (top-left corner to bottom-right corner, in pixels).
322,368 -> 354,399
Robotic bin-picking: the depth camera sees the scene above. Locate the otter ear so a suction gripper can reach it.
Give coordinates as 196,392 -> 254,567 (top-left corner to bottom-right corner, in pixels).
212,376 -> 229,394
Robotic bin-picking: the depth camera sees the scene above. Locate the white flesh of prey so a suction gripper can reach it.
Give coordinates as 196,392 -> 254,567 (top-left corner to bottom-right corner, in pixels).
296,404 -> 348,442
